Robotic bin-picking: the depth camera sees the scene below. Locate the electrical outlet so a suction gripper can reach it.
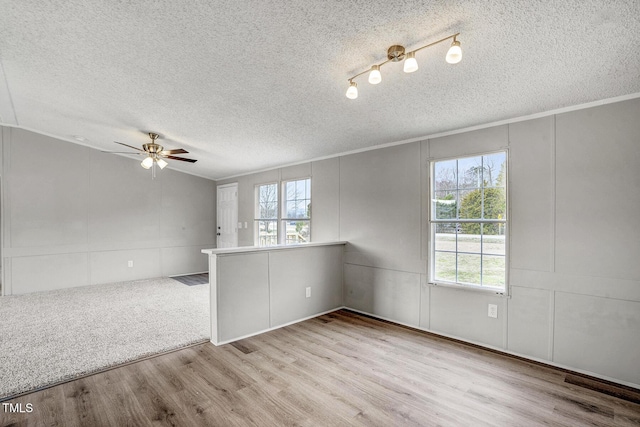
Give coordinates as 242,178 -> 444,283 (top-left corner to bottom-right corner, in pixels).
488,304 -> 498,318
305,287 -> 311,298
127,260 -> 134,268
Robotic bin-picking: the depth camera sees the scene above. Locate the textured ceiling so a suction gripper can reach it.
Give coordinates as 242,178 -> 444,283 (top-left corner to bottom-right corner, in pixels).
1,1 -> 639,180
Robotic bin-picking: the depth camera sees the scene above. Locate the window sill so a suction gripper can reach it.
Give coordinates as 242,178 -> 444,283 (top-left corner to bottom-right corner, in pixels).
429,281 -> 509,297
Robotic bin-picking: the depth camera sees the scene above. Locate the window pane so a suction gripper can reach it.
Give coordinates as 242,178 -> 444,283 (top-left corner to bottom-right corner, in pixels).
457,230 -> 481,254
285,181 -> 295,199
294,200 -> 307,218
482,255 -> 505,287
483,187 -> 506,220
458,156 -> 483,189
267,201 -> 278,219
285,220 -> 310,244
482,226 -> 506,255
285,200 -> 296,218
296,180 -> 306,199
434,226 -> 456,252
434,159 -> 457,191
256,220 -> 278,246
482,153 -> 507,188
459,221 -> 481,235
457,253 -> 481,285
459,189 -> 482,219
435,251 -> 456,282
257,184 -> 278,219
284,179 -> 310,219
285,200 -> 309,219
434,190 -> 457,219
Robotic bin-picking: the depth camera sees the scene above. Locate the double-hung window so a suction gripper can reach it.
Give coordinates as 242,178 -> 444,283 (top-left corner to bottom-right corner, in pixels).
282,178 -> 311,244
255,183 -> 278,247
430,151 -> 507,290
255,178 -> 311,246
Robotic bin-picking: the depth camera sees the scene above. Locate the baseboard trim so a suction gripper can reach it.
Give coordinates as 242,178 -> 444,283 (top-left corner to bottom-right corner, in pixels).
212,306 -> 347,346
564,373 -> 640,405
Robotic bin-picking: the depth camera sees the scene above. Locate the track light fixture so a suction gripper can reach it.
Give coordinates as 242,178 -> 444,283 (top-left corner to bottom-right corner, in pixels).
403,51 -> 418,73
368,64 -> 382,84
346,81 -> 358,99
345,33 -> 462,99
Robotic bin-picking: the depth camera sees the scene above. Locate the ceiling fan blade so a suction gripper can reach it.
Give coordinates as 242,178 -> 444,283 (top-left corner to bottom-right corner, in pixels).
160,148 -> 188,155
101,151 -> 144,154
114,141 -> 144,151
165,155 -> 197,163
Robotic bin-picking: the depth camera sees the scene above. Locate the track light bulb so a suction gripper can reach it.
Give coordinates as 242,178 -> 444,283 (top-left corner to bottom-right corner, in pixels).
446,40 -> 462,64
368,65 -> 382,84
346,81 -> 358,99
141,156 -> 153,169
157,158 -> 168,169
404,52 -> 418,73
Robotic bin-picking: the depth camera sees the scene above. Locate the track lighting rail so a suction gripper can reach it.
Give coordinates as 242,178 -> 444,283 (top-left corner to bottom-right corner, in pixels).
346,32 -> 462,99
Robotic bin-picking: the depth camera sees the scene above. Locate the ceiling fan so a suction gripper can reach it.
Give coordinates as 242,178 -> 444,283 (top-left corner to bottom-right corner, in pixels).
109,132 -> 197,173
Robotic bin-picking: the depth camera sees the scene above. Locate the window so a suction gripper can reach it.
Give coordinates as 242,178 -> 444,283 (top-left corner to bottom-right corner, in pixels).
255,183 -> 278,246
430,152 -> 507,290
254,178 -> 311,246
282,178 -> 311,244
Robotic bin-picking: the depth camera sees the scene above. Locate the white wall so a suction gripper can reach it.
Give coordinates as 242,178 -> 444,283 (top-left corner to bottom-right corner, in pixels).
1,127 -> 216,295
219,97 -> 640,388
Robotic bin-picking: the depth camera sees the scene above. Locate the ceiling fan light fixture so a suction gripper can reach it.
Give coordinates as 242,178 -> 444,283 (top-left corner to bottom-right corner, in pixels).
157,158 -> 168,169
141,156 -> 153,169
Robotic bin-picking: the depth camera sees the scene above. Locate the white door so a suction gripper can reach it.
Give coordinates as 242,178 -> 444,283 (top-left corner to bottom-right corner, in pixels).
217,183 -> 238,248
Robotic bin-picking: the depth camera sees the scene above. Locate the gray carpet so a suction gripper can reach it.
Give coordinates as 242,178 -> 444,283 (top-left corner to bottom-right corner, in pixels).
0,277 -> 209,400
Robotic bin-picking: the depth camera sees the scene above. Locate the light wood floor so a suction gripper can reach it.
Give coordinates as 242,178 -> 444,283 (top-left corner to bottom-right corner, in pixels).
2,310 -> 639,426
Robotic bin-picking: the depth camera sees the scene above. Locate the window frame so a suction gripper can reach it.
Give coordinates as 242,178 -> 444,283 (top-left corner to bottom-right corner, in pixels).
254,181 -> 279,247
254,177 -> 312,247
428,150 -> 509,294
280,177 -> 311,245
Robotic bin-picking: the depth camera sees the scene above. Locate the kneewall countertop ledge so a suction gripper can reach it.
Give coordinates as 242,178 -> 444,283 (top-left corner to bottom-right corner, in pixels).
201,241 -> 347,256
